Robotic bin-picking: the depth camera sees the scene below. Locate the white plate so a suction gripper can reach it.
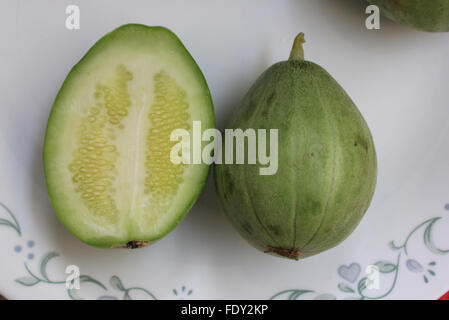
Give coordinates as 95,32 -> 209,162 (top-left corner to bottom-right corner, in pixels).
1,0 -> 449,300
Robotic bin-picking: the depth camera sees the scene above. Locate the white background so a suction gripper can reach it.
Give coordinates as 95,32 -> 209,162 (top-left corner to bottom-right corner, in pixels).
0,0 -> 449,299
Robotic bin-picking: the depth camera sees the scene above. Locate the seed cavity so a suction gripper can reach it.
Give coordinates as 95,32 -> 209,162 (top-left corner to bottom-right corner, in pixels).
145,71 -> 190,205
69,65 -> 133,224
96,65 -> 133,128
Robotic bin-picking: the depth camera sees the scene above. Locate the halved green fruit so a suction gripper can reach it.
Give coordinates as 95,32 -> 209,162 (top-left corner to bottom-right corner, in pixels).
44,24 -> 215,248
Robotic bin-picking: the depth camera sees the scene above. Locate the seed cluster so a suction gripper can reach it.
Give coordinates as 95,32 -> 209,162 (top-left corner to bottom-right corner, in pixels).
69,65 -> 133,222
96,65 -> 133,127
145,71 -> 190,199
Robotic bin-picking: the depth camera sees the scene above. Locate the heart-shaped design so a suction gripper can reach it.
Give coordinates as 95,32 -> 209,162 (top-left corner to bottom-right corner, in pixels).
338,263 -> 361,283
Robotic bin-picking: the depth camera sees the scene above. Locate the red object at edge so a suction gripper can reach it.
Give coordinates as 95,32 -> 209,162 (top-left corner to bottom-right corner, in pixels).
439,291 -> 449,300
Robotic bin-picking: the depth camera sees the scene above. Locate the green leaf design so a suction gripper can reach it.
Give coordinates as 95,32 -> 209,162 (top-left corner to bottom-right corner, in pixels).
124,287 -> 157,300
390,218 -> 439,255
270,289 -> 314,300
23,263 -> 42,282
2,202 -> 160,300
423,218 -> 449,254
110,276 -> 125,291
40,252 -> 64,283
269,213 -> 449,300
15,276 -> 40,286
0,202 -> 21,236
80,275 -> 107,290
68,288 -> 83,300
389,241 -> 399,250
338,283 -> 355,293
0,219 -> 18,231
375,261 -> 397,273
7,192 -> 448,301
67,275 -> 107,300
358,277 -> 368,293
288,290 -> 313,300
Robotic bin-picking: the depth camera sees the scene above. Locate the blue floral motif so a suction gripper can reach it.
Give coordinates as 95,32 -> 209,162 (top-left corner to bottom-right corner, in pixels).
271,204 -> 449,300
406,259 -> 423,273
173,286 -> 193,299
337,263 -> 361,283
1,198 -> 448,300
0,202 -> 174,300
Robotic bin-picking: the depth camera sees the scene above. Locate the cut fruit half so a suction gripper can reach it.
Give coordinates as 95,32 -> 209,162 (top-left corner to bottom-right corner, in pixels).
43,24 -> 215,248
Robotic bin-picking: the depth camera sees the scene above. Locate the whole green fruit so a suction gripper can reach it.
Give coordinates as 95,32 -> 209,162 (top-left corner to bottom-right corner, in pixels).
214,34 -> 377,260
368,0 -> 449,32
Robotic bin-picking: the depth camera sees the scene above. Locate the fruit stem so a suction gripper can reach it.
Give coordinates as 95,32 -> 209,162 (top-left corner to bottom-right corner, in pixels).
289,33 -> 306,61
265,246 -> 302,261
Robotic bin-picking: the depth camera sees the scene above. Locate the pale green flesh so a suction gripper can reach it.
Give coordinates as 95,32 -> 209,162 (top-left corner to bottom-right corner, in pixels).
214,60 -> 377,259
44,24 -> 215,247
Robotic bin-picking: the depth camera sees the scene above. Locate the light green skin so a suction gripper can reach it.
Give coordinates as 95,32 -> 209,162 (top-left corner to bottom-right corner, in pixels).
44,24 -> 215,248
368,0 -> 449,32
214,60 -> 377,260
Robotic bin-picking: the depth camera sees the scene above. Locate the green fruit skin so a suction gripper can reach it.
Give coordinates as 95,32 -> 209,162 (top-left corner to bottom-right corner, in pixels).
368,0 -> 449,32
214,60 -> 377,260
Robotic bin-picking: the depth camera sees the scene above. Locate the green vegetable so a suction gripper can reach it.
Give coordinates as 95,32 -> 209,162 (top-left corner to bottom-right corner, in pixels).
214,34 -> 377,260
368,0 -> 449,32
44,24 -> 215,248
